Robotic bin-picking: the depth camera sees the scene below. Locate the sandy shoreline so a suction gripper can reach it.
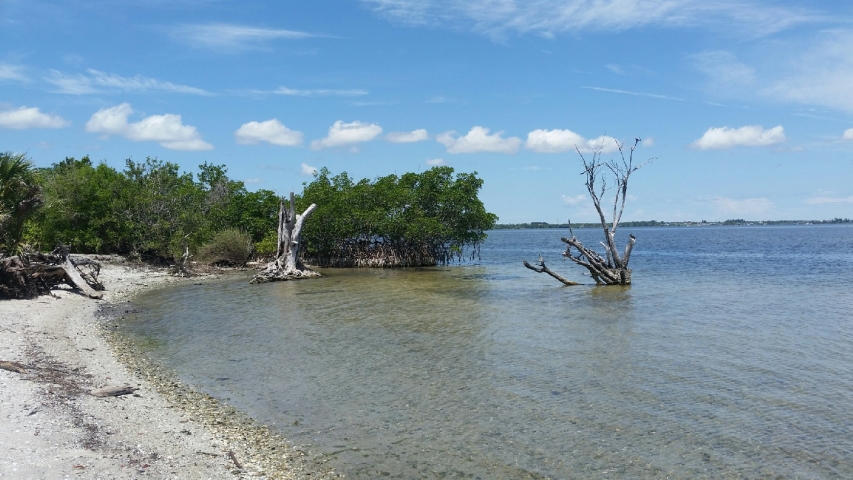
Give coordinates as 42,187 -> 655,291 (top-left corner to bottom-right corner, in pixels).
0,259 -> 336,479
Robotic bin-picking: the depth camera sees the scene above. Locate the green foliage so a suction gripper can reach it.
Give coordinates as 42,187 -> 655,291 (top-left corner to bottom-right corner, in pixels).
197,228 -> 253,266
0,152 -> 43,254
31,156 -> 279,261
299,166 -> 497,267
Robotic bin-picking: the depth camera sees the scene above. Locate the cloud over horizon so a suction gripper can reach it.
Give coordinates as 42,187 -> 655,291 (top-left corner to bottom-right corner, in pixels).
437,126 -> 521,154
311,120 -> 383,150
525,129 -> 620,153
0,106 -> 70,129
386,129 -> 429,143
235,119 -> 303,146
692,125 -> 785,150
85,103 -> 213,151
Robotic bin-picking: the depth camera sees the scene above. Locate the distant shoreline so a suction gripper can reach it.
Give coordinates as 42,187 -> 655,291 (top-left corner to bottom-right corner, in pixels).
493,218 -> 852,229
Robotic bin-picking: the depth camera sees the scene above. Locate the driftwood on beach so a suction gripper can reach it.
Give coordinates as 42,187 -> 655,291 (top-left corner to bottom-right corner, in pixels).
0,247 -> 104,299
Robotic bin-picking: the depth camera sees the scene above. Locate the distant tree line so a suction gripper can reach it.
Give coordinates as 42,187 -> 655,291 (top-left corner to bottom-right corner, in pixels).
497,218 -> 852,229
1,152 -> 497,268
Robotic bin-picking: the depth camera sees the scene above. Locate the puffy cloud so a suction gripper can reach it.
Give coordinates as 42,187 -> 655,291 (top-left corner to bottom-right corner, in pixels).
171,23 -> 321,52
0,106 -> 70,129
273,86 -> 367,97
426,158 -> 445,166
843,128 -> 853,140
46,69 -> 210,95
0,63 -> 28,82
691,125 -> 785,150
310,120 -> 382,149
235,119 -> 303,146
301,163 -> 318,176
85,103 -> 213,151
437,126 -> 521,154
386,129 -> 429,143
525,129 -> 619,153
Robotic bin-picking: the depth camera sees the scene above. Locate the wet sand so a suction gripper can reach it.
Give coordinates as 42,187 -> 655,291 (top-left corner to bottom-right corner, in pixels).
0,259 -> 336,479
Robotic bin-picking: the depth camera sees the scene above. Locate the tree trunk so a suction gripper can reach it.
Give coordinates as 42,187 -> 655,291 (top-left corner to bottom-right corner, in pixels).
250,193 -> 319,284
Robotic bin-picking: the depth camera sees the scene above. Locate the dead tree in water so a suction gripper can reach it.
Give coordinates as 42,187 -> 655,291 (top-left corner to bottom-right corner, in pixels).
251,192 -> 319,283
525,138 -> 650,285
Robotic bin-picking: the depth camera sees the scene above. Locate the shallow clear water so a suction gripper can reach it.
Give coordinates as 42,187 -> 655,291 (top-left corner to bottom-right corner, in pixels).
125,226 -> 853,478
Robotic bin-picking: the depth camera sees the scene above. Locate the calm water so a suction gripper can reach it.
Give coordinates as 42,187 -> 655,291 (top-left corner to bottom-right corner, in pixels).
124,226 -> 853,478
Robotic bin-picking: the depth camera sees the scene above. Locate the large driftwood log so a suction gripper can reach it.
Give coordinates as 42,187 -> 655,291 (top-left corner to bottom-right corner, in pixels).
0,248 -> 104,299
251,192 -> 320,283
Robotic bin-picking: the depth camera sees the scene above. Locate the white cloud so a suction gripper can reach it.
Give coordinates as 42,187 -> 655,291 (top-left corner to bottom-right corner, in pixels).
46,69 -> 210,95
310,120 -> 383,149
273,86 -> 368,97
805,196 -> 853,205
301,163 -> 318,176
235,119 -> 303,147
691,125 -> 785,150
606,64 -> 625,75
844,128 -> 853,141
0,106 -> 70,129
710,196 -> 774,216
85,103 -> 213,151
0,63 -> 28,82
690,51 -> 757,88
386,129 -> 428,143
525,129 -> 620,153
562,194 -> 587,206
437,126 -> 521,154
426,158 -> 445,166
171,23 -> 321,52
361,0 -> 821,39
762,31 -> 853,112
244,178 -> 264,184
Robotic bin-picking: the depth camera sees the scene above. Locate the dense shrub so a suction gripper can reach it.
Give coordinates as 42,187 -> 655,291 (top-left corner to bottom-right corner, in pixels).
197,229 -> 253,266
298,166 -> 497,267
30,157 -> 279,261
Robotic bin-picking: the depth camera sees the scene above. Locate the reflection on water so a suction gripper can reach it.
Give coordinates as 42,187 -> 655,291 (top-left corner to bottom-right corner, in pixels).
125,226 -> 853,478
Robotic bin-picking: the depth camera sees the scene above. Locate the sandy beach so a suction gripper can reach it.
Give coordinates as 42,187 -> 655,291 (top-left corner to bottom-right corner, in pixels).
0,259 -> 335,479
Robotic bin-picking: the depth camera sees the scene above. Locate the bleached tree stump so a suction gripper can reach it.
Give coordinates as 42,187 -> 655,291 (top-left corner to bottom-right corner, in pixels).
250,192 -> 319,283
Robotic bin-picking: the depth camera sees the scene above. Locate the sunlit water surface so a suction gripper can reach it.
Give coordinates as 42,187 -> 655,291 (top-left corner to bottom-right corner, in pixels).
124,226 -> 853,478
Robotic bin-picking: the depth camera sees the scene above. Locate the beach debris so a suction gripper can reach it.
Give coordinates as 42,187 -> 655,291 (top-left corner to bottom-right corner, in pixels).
90,385 -> 138,397
0,246 -> 104,299
0,360 -> 28,373
228,450 -> 243,470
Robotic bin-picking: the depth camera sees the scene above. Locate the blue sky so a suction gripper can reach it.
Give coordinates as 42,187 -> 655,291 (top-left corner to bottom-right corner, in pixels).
2,0 -> 852,223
